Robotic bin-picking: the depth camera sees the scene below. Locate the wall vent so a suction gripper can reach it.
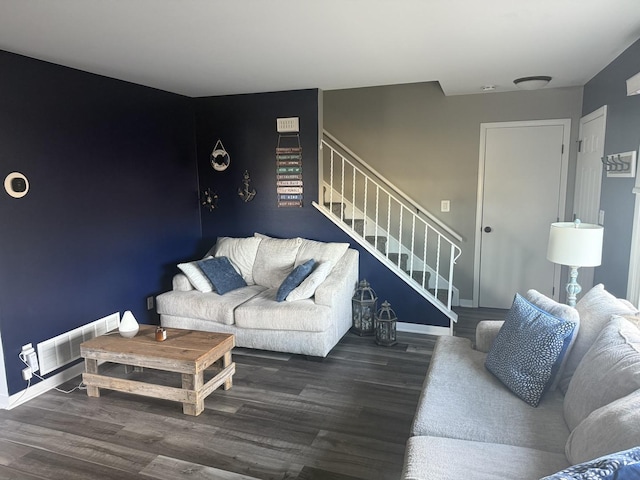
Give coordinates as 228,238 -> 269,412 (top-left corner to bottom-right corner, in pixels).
37,312 -> 120,375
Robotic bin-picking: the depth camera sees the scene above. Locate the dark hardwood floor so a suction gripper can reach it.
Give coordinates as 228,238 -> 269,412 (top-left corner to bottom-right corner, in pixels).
0,308 -> 506,480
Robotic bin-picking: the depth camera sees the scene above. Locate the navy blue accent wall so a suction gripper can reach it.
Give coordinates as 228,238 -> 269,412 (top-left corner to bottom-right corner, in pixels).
194,89 -> 446,327
0,51 -> 200,395
582,39 -> 640,297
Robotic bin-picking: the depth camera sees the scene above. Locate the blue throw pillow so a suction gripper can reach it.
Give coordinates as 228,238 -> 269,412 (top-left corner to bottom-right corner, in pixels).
197,256 -> 247,295
276,259 -> 316,302
485,293 -> 577,407
542,446 -> 640,479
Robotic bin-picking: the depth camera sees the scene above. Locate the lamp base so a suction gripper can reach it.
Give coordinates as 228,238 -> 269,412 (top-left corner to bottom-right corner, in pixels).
565,266 -> 581,308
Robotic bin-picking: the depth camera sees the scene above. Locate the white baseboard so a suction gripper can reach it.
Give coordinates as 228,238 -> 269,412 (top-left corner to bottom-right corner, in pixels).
458,299 -> 474,308
1,362 -> 85,410
397,322 -> 450,336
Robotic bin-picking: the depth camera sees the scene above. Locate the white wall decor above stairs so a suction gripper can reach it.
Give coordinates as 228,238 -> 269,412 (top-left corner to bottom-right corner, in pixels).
313,131 -> 462,331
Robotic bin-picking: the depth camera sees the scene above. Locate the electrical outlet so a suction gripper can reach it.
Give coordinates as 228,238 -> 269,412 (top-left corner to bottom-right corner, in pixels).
20,343 -> 39,373
441,200 -> 451,213
147,296 -> 154,310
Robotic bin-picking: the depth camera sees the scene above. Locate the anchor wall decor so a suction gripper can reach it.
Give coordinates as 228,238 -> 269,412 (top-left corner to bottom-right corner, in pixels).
238,170 -> 256,202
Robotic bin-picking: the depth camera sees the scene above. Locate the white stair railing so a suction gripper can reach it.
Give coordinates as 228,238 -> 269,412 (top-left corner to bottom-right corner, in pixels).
313,131 -> 462,322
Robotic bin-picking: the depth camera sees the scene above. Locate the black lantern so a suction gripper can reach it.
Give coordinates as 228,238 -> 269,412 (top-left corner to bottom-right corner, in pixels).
351,279 -> 378,336
375,300 -> 398,346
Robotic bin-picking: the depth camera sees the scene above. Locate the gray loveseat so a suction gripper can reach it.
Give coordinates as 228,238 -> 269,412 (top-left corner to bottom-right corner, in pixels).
402,284 -> 640,479
156,235 -> 359,357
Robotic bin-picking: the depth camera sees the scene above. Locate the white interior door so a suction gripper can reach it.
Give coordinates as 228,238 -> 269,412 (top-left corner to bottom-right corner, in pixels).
475,120 -> 570,309
573,106 -> 607,293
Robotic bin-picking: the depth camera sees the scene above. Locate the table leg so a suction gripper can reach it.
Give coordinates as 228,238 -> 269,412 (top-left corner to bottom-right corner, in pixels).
223,351 -> 233,390
84,358 -> 100,397
182,372 -> 204,416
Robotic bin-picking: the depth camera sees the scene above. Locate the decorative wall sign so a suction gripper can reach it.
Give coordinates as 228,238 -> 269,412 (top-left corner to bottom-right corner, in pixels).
210,139 -> 230,172
238,170 -> 256,202
201,188 -> 218,211
276,133 -> 303,208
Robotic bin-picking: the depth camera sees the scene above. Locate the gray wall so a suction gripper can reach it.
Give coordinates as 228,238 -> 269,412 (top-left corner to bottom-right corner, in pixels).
583,38 -> 640,298
323,83 -> 583,301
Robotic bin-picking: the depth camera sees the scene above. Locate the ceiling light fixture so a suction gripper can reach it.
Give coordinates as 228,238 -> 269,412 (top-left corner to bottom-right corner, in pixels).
514,76 -> 552,90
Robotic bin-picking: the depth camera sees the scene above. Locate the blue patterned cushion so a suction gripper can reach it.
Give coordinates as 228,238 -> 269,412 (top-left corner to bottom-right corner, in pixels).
542,446 -> 640,479
197,256 -> 247,295
276,259 -> 315,302
485,293 -> 577,407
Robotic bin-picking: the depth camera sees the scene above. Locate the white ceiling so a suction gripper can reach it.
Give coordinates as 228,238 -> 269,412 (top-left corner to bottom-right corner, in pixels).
1,0 -> 639,97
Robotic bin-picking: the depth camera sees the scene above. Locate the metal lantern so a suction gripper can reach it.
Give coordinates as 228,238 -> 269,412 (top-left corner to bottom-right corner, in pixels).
351,279 -> 378,336
375,300 -> 398,346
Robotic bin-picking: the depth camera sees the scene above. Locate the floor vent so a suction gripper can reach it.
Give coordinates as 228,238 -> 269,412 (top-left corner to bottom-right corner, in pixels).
37,312 -> 120,375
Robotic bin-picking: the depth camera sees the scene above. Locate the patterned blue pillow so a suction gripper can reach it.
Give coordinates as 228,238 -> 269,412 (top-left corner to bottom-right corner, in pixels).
485,293 -> 577,407
197,256 -> 247,295
542,446 -> 640,479
276,259 -> 315,302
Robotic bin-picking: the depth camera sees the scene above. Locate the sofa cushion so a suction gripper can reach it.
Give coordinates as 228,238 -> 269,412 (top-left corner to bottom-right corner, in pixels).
253,237 -> 302,288
542,446 -> 640,480
155,285 -> 266,326
234,288 -> 332,332
214,236 -> 262,285
485,294 -> 576,407
561,284 -> 639,393
286,261 -> 333,302
276,259 -> 315,302
197,256 -> 247,295
564,315 -> 640,431
177,257 -> 213,292
525,289 -> 581,391
566,389 -> 640,465
402,436 -> 569,480
412,335 -> 570,454
294,238 -> 349,268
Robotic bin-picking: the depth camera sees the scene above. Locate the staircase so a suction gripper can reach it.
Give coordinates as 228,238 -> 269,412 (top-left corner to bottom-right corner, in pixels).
313,131 -> 462,325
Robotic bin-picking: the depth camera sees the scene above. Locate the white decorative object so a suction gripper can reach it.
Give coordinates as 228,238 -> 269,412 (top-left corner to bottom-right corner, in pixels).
210,139 -> 230,171
4,172 -> 29,198
119,310 -> 139,338
547,219 -> 604,307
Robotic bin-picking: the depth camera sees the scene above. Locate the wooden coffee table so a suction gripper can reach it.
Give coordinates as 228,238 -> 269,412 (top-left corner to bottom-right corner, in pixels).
80,325 -> 235,416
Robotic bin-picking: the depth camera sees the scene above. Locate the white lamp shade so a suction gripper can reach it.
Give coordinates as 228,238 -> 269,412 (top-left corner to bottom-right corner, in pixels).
119,310 -> 139,338
547,222 -> 604,267
627,72 -> 640,96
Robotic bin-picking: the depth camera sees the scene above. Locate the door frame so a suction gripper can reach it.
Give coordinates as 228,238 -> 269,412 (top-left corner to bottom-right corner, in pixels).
472,119 -> 572,307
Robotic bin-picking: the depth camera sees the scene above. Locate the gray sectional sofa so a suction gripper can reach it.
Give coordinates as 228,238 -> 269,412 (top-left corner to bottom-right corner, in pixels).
402,284 -> 640,479
156,235 -> 359,357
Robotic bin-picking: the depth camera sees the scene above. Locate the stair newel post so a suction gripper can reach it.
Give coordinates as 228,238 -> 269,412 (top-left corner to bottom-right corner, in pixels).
448,242 -> 456,311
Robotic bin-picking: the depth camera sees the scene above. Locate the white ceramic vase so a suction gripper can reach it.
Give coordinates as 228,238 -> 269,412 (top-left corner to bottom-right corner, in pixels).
119,310 -> 139,338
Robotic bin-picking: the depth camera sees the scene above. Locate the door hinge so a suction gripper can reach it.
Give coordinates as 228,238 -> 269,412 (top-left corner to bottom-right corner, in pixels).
578,139 -> 582,153
561,144 -> 565,154
552,286 -> 555,296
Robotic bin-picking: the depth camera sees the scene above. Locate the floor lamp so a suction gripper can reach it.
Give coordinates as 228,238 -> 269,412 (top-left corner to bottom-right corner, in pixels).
547,219 -> 604,307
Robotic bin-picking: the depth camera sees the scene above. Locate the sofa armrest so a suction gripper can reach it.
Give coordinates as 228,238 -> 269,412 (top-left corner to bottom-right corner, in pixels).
172,273 -> 194,292
475,320 -> 504,353
315,249 -> 359,308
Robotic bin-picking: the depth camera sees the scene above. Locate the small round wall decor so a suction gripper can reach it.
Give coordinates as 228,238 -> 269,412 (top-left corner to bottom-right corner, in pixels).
210,139 -> 230,172
4,172 -> 29,198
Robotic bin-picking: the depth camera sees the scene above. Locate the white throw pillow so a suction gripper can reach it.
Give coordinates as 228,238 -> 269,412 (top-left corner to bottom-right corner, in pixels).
566,389 -> 640,465
563,315 -> 640,431
177,257 -> 213,292
294,239 -> 349,268
214,236 -> 262,285
560,284 -> 638,393
252,237 -> 302,288
286,261 -> 333,301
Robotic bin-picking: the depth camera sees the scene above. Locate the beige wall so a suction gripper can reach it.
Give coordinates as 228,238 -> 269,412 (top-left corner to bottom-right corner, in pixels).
323,82 -> 583,302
